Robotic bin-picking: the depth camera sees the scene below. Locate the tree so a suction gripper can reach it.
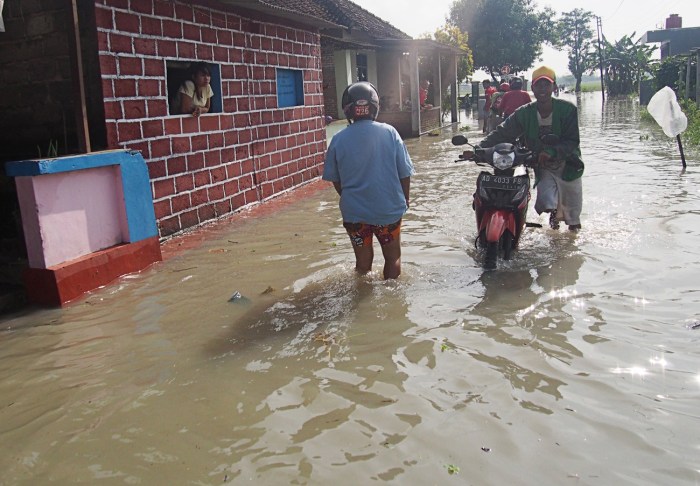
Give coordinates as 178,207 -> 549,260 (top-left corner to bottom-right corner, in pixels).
420,24 -> 474,114
556,9 -> 595,92
431,23 -> 474,83
596,34 -> 655,96
650,55 -> 696,96
449,0 -> 556,80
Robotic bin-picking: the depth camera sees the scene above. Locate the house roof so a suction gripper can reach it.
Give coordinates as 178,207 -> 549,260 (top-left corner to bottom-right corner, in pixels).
216,0 -> 343,29
214,1 -> 466,56
217,0 -> 410,40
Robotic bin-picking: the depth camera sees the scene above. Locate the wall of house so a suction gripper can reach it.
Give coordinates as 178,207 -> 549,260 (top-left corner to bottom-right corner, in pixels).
333,50 -> 353,117
94,0 -> 327,237
321,40 -> 339,119
376,52 -> 402,111
0,0 -> 78,162
331,49 -> 381,118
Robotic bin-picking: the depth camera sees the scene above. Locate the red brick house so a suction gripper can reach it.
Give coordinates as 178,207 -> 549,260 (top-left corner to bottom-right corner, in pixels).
0,0 -> 462,257
0,0 -> 340,241
0,0 -> 462,235
0,0 -> 464,308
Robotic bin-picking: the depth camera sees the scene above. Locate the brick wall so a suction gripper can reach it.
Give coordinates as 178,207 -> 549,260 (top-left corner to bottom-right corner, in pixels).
95,0 -> 327,237
0,0 -> 77,162
321,40 -> 339,119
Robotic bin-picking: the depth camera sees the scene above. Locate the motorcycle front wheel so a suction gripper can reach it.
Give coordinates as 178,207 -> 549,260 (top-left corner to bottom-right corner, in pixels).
476,230 -> 487,249
484,241 -> 498,270
502,231 -> 513,261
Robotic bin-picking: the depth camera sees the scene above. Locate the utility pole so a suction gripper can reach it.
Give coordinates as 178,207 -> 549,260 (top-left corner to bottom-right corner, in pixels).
595,16 -> 605,102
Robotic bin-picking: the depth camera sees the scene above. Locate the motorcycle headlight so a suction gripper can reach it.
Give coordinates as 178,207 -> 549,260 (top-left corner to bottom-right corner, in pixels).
493,152 -> 515,170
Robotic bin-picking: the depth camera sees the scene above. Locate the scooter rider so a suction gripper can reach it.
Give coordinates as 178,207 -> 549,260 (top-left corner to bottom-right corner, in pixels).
464,66 -> 584,231
498,76 -> 531,118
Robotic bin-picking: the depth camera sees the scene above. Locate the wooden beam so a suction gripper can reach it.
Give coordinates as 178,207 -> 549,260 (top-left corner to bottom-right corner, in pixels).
70,0 -> 91,153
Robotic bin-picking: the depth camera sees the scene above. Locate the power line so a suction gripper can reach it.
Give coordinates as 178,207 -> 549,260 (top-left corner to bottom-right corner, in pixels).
606,0 -> 626,20
599,0 -> 684,40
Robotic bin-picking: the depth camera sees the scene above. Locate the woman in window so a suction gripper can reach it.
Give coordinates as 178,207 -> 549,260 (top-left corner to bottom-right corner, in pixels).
175,62 -> 213,117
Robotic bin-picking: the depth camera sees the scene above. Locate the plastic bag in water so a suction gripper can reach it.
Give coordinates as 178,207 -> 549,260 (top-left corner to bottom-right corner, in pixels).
647,86 -> 688,138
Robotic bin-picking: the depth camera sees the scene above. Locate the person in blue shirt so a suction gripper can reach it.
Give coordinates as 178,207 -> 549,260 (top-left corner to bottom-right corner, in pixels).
323,82 -> 415,279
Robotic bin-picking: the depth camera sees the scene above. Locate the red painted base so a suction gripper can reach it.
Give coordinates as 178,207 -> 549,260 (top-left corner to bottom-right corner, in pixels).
23,237 -> 162,307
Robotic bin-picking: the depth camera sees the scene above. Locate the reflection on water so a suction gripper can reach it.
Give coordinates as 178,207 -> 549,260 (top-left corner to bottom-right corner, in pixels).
1,92 -> 700,484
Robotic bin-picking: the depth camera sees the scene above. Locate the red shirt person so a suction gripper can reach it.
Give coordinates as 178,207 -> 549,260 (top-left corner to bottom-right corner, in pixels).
498,76 -> 532,117
482,79 -> 497,132
419,79 -> 432,109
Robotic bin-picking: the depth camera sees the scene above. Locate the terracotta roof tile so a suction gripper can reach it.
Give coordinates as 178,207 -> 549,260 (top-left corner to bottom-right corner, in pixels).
258,0 -> 410,39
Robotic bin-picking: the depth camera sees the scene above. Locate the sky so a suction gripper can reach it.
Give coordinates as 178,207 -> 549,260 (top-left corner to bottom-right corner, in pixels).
349,0 -> 700,79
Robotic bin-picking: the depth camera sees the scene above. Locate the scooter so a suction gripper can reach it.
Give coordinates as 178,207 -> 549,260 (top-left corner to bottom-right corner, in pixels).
452,134 -> 538,270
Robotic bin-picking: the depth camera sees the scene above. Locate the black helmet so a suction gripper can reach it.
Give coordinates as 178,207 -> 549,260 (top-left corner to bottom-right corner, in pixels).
341,81 -> 380,122
509,76 -> 523,89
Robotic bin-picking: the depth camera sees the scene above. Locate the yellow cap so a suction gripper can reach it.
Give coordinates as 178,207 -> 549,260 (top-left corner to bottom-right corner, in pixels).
532,65 -> 556,84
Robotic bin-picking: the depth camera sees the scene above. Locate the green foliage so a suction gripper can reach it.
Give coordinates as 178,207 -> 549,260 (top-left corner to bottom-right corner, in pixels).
651,56 -> 685,91
37,139 -> 58,158
449,0 -> 556,78
422,24 -> 475,114
641,98 -> 699,146
556,9 -> 596,92
594,34 -> 655,96
446,464 -> 460,475
431,24 -> 474,82
679,98 -> 700,146
579,81 -> 602,92
648,54 -> 696,95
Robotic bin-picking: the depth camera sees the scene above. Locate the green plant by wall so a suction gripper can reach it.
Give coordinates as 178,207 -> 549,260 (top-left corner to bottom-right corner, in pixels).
37,139 -> 58,158
679,98 -> 700,146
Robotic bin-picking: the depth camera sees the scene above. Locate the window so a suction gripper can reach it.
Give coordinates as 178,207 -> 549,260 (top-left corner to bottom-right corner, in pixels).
276,69 -> 304,108
356,53 -> 368,82
166,60 -> 221,115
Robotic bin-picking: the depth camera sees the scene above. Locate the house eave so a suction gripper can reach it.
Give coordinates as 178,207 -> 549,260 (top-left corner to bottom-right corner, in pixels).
214,0 -> 346,30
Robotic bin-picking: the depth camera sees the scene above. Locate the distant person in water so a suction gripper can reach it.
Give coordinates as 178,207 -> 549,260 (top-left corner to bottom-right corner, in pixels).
498,76 -> 531,118
482,79 -> 497,133
419,79 -> 433,109
487,82 -> 510,132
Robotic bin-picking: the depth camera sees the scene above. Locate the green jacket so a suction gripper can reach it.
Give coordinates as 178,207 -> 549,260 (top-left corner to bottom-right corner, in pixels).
480,98 -> 584,181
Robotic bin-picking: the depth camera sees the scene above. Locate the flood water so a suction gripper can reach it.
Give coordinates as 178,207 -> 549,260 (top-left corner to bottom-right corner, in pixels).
2,92 -> 700,484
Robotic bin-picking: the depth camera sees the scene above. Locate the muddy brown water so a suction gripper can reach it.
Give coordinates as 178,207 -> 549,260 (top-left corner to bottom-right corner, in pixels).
2,92 -> 700,484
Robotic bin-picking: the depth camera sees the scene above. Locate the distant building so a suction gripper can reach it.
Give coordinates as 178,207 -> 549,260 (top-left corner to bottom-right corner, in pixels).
641,14 -> 700,59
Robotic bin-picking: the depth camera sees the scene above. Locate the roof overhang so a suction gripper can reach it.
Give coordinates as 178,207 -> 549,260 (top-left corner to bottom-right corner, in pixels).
321,35 -> 380,50
215,0 -> 345,30
642,26 -> 700,44
375,38 -> 467,56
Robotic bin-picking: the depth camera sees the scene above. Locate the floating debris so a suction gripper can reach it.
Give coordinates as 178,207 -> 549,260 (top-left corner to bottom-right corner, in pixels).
261,286 -> 275,295
228,291 -> 251,305
686,320 -> 700,330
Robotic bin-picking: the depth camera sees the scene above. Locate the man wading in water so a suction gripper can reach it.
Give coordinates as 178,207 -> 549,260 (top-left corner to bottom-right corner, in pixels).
323,82 -> 415,278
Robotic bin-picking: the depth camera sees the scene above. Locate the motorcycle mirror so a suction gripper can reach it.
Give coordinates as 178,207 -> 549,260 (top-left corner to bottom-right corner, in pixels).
541,134 -> 560,146
451,135 -> 469,146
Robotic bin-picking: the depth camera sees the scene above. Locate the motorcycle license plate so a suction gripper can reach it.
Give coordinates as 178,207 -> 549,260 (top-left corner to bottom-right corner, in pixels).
479,174 -> 526,190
